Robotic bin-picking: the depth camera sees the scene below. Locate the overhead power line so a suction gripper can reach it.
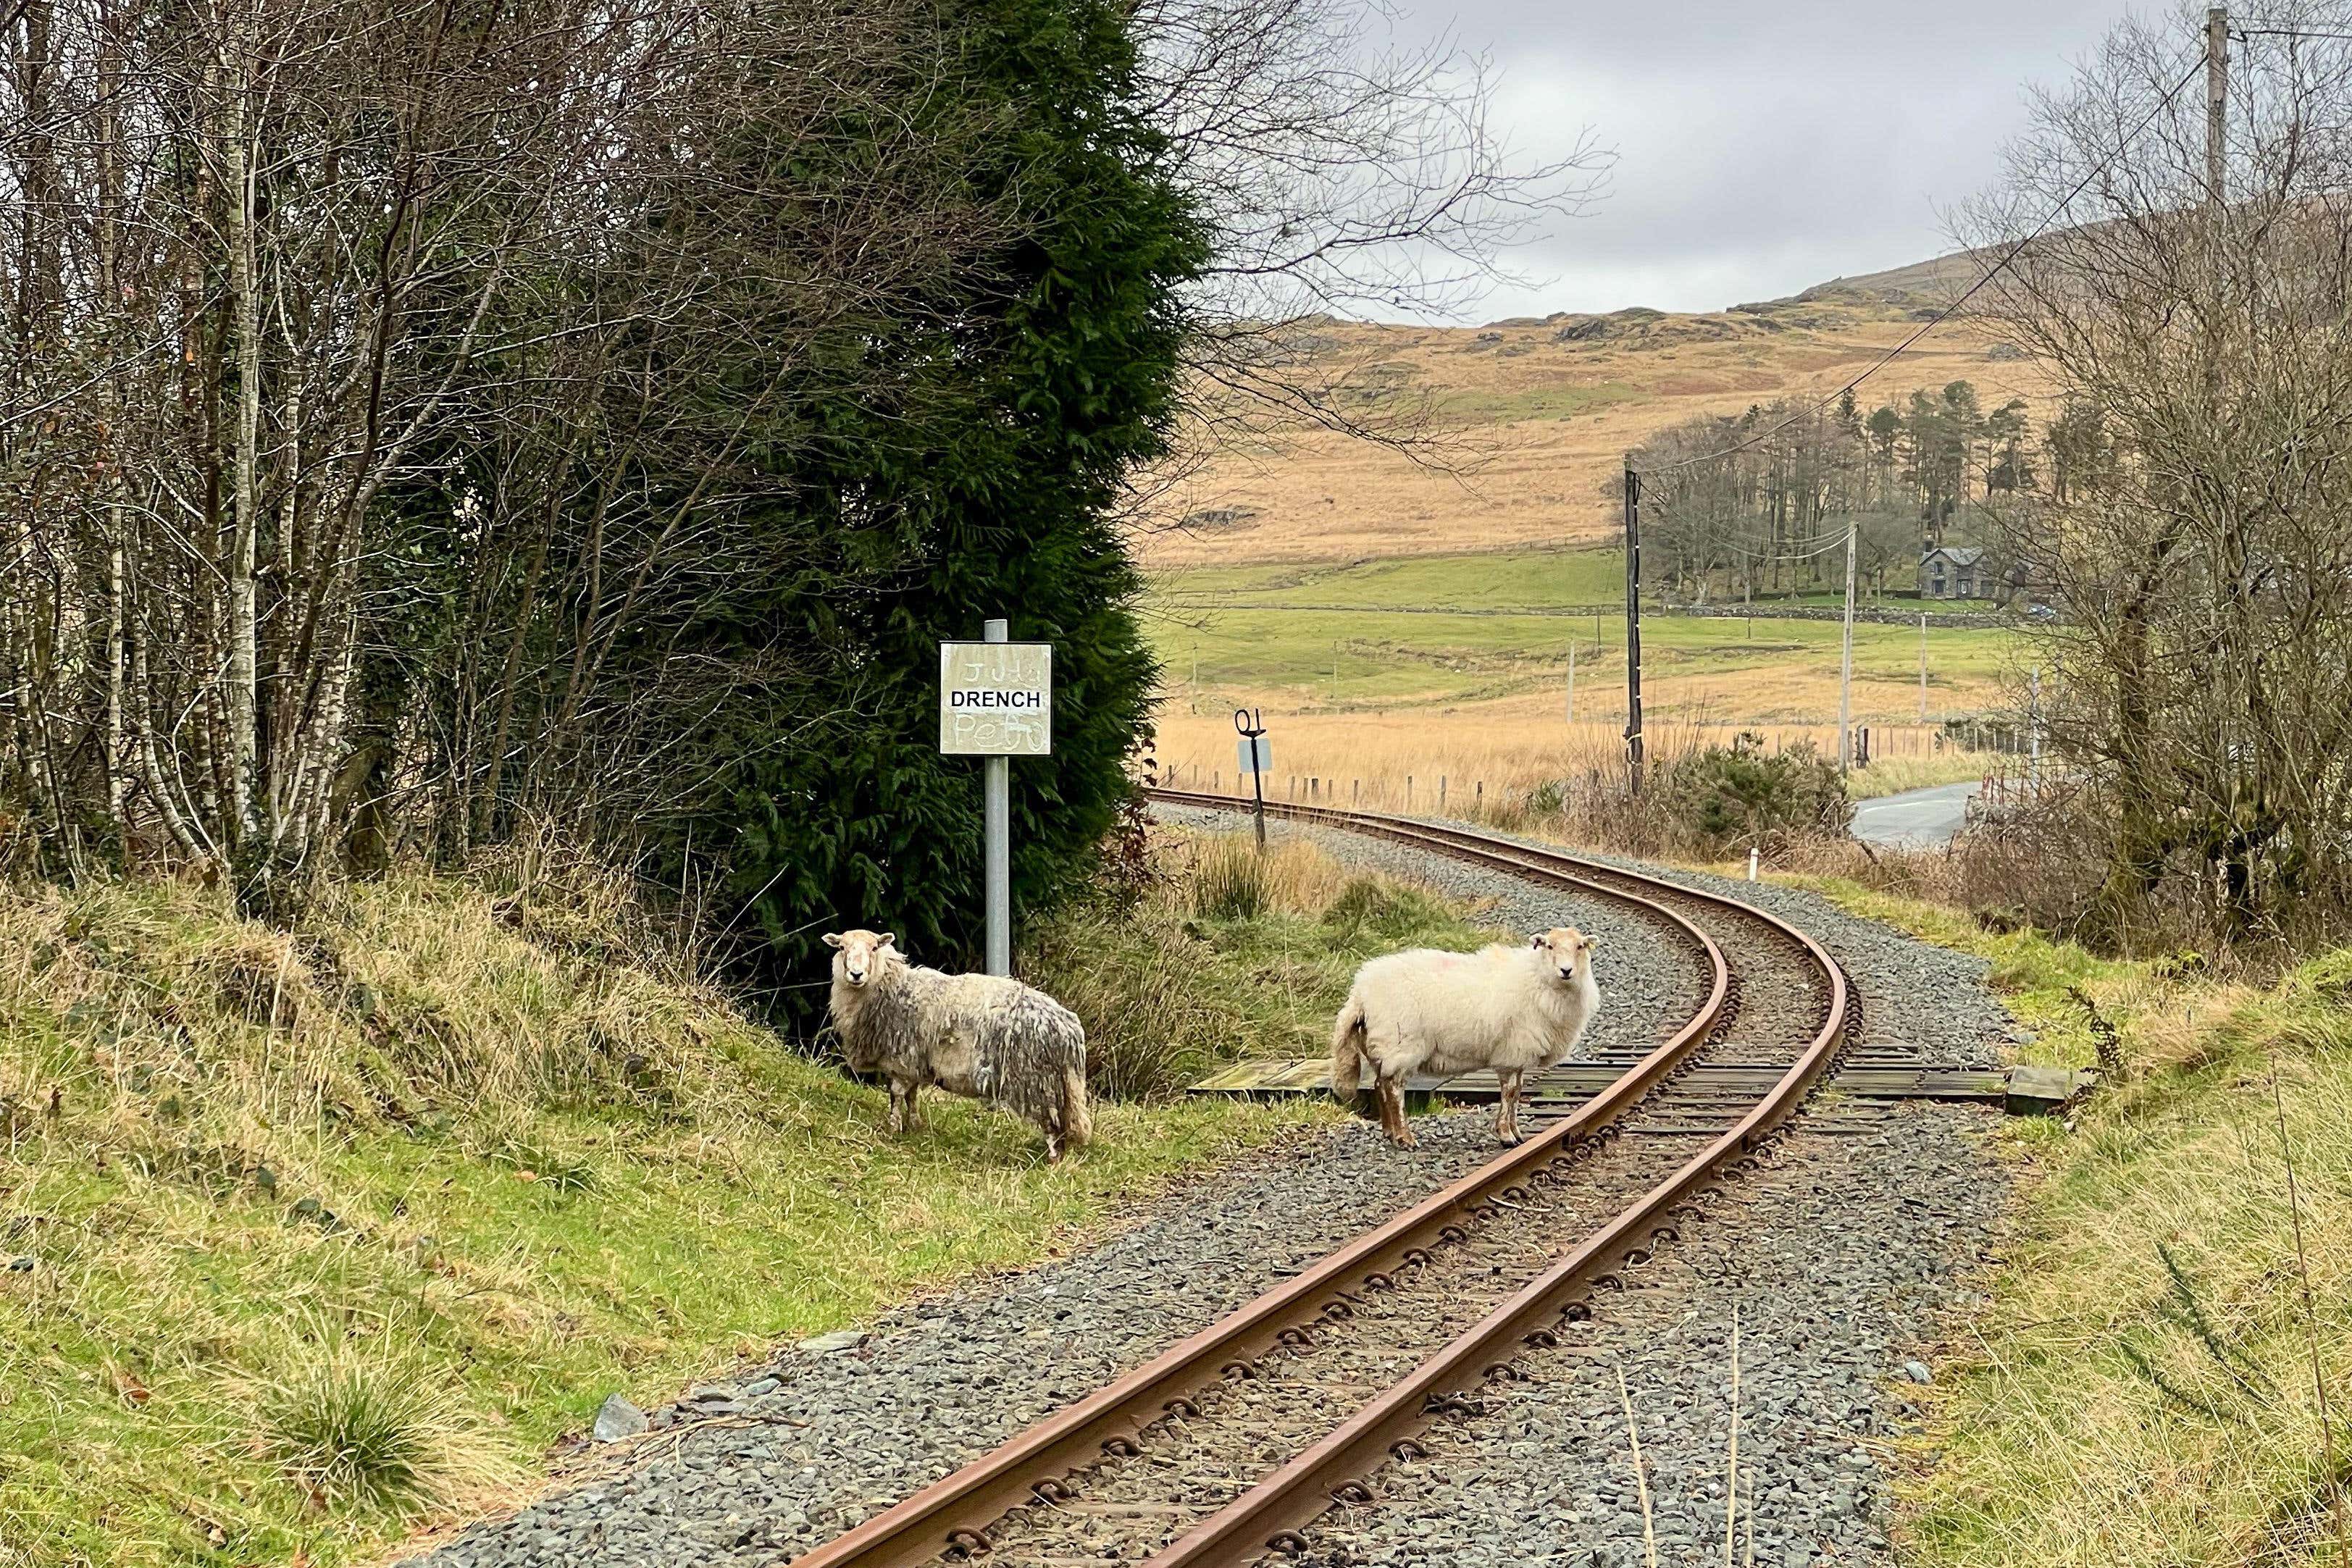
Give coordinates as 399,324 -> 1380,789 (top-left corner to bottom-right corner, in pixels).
1633,52 -> 2209,478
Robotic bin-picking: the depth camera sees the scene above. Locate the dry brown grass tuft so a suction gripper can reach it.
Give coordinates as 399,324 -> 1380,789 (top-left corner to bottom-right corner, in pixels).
1155,709 -> 1993,816
234,1326 -> 515,1517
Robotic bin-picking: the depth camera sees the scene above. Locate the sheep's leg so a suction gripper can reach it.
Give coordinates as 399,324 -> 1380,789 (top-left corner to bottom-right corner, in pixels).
1495,1069 -> 1525,1145
1376,1073 -> 1417,1149
902,1081 -> 924,1131
885,1079 -> 912,1135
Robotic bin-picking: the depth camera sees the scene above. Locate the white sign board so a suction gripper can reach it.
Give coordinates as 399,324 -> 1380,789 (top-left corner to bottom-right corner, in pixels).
1236,735 -> 1272,776
939,642 -> 1052,756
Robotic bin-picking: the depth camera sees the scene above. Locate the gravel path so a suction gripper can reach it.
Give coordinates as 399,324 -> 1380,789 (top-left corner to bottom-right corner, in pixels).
414,808 -> 2009,1568
412,1114 -> 1536,1568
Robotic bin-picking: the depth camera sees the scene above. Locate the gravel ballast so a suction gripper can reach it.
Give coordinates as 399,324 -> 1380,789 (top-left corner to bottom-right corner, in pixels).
1310,1109 -> 2004,1568
417,809 -> 2010,1568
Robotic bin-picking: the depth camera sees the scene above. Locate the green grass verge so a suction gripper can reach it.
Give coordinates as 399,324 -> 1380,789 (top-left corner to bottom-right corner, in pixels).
0,833 -> 1493,1567
1795,879 -> 2352,1566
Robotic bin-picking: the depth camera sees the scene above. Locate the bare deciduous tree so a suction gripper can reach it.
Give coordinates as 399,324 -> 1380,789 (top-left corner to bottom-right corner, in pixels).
0,0 -> 1009,900
1130,0 -> 1612,534
1962,2 -> 2352,948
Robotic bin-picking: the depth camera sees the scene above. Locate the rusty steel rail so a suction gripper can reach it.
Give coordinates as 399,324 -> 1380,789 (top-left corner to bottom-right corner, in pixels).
792,792 -> 1846,1568
790,810 -> 1731,1568
1137,795 -> 1853,1565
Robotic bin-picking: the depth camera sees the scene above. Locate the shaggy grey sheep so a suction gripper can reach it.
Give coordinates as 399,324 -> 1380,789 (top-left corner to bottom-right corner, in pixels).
824,928 -> 1092,1160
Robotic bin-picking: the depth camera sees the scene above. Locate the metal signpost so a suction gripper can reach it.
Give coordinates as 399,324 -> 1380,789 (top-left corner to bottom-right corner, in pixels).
1233,707 -> 1271,850
939,621 -> 1052,976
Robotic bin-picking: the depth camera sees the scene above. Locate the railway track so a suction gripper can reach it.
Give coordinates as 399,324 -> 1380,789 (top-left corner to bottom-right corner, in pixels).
790,792 -> 1853,1568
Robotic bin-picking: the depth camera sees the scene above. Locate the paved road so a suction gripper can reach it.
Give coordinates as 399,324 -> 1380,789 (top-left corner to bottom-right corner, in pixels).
1851,779 -> 1980,849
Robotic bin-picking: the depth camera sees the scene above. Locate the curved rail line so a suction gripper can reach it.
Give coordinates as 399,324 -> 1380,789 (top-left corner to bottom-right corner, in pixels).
792,792 -> 1849,1568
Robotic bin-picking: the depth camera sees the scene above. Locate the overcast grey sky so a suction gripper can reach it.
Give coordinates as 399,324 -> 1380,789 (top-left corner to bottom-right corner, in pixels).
1407,1 -> 2158,320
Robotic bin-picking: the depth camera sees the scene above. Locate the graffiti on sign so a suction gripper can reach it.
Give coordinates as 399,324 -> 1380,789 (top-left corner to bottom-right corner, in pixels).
939,642 -> 1053,756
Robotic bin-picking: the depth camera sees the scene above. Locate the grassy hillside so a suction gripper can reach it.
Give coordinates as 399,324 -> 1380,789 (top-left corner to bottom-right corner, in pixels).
0,835 -> 1484,1567
1136,291 -> 2048,569
1130,256 -> 2044,775
1801,884 -> 2352,1567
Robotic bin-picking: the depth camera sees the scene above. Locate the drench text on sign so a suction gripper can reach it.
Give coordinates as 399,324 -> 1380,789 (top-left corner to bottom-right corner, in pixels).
939,642 -> 1053,756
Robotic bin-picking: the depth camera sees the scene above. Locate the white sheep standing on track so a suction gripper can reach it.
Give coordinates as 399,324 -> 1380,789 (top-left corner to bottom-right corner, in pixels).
1331,927 -> 1601,1148
824,928 -> 1093,1161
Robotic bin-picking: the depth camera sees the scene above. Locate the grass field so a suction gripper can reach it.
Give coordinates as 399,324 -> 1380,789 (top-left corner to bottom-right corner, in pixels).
1152,600 -> 2017,716
1150,550 -> 2000,616
1144,548 -> 2029,805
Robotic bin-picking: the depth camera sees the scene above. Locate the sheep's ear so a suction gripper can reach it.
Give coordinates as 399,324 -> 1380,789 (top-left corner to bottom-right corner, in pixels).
1529,933 -> 1547,949
822,933 -> 843,949
1583,933 -> 1601,952
879,932 -> 897,949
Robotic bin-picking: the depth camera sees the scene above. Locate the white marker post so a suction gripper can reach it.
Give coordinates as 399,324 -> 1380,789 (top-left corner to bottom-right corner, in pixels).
940,623 -> 1052,976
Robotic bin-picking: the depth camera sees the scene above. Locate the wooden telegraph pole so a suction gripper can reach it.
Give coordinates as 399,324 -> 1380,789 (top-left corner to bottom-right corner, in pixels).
1836,519 -> 1858,772
1622,463 -> 1645,792
2206,10 -> 2228,419
2208,9 -> 2228,212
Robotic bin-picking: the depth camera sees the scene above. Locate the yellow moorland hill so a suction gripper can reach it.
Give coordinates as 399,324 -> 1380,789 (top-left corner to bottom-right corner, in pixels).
1135,274 -> 2054,569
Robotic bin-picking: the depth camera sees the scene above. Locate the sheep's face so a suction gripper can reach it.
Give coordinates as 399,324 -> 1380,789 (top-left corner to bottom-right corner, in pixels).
1528,926 -> 1597,982
823,928 -> 897,988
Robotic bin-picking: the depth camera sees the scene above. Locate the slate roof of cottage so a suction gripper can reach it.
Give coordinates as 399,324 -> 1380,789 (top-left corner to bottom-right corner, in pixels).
1921,546 -> 1985,567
